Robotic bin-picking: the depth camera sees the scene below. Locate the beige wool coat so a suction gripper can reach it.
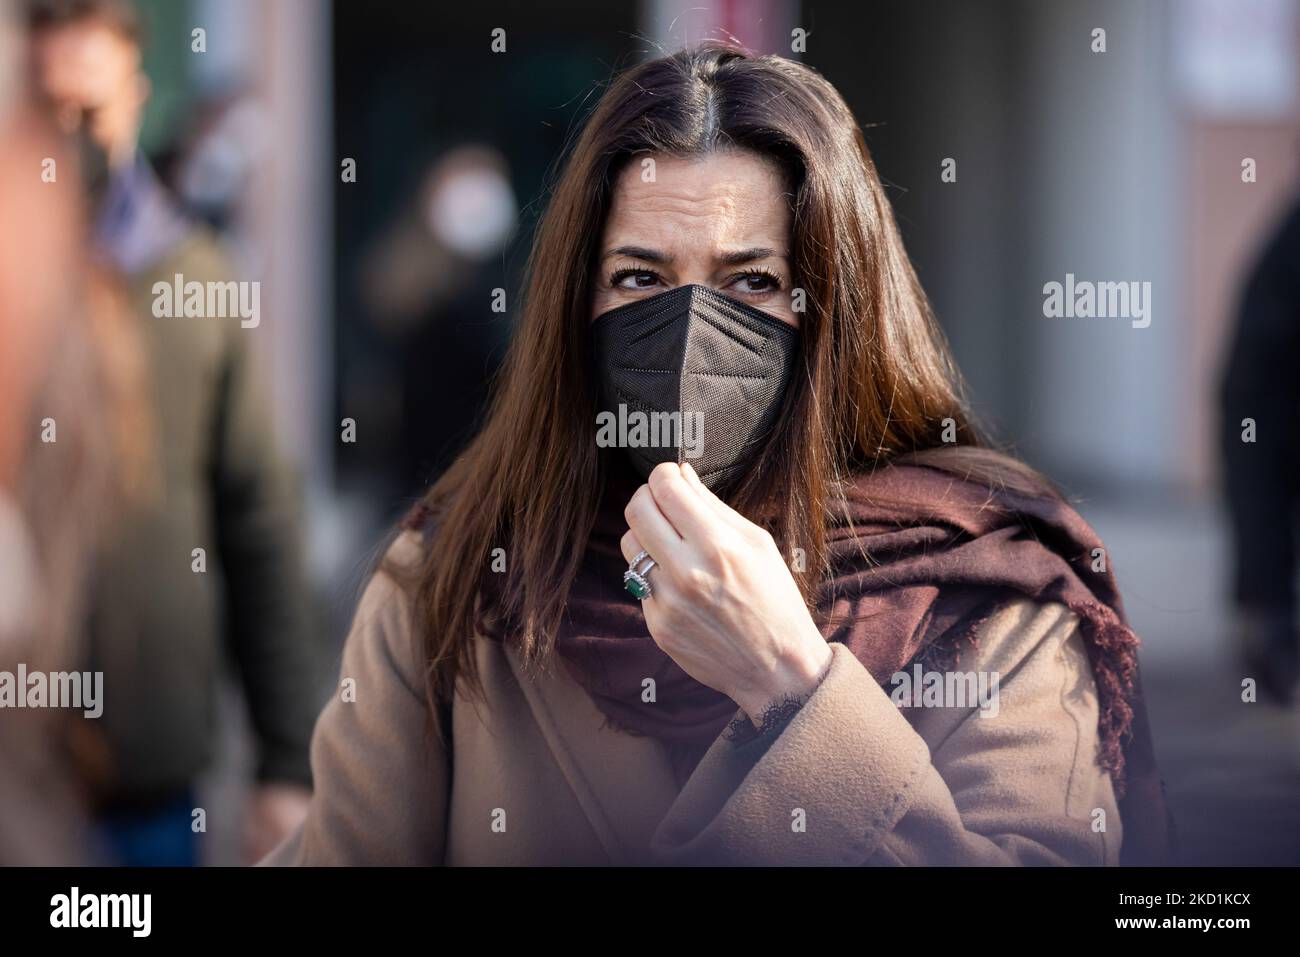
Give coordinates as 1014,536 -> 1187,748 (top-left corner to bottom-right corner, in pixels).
263,531 -> 1123,866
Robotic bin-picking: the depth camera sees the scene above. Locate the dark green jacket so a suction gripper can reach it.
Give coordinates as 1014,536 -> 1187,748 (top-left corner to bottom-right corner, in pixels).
85,228 -> 319,806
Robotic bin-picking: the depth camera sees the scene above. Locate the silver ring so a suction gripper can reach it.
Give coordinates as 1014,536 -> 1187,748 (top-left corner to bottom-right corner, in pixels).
624,551 -> 657,600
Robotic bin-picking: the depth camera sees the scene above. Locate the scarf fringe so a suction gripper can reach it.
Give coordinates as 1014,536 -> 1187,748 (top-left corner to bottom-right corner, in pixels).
1066,599 -> 1140,799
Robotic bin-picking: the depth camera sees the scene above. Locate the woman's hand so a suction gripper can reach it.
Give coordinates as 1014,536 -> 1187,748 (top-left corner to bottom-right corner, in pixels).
621,461 -> 833,724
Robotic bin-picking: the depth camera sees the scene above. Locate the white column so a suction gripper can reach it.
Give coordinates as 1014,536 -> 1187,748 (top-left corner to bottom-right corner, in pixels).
249,0 -> 333,499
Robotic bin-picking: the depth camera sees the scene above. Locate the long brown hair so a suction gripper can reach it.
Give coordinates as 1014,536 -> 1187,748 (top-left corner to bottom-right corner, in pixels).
400,42 -> 1053,723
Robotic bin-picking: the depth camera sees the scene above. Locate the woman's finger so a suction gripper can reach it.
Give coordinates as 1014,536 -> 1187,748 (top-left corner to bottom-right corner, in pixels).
623,482 -> 683,569
619,528 -> 643,565
680,461 -> 750,530
620,524 -> 671,605
646,461 -> 717,543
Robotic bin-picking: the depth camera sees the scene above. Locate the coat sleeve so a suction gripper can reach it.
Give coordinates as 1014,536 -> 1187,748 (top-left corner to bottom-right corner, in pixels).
210,303 -> 319,787
649,598 -> 1123,866
259,535 -> 450,865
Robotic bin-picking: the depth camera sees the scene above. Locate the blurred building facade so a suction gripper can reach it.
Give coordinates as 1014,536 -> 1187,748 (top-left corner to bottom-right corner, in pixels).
131,0 -> 1299,512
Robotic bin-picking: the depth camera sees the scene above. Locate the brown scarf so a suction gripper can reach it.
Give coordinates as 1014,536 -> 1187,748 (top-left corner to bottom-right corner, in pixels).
539,455 -> 1173,866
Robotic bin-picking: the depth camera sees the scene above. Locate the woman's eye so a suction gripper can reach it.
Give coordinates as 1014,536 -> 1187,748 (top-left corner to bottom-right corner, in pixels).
612,269 -> 660,289
733,272 -> 781,293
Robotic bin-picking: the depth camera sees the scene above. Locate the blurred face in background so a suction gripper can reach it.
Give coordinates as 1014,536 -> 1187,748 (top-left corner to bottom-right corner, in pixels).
31,14 -> 148,175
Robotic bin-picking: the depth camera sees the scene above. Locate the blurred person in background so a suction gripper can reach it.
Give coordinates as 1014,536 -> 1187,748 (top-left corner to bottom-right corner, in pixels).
360,144 -> 517,495
1219,192 -> 1300,706
0,7 -> 142,863
26,0 -> 319,865
160,87 -> 268,273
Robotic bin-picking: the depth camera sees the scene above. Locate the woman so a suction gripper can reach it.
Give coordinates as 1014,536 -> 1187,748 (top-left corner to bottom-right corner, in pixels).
269,43 -> 1171,866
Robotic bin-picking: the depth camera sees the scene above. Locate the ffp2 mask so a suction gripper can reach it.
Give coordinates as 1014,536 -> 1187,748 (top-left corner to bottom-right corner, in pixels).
591,283 -> 798,491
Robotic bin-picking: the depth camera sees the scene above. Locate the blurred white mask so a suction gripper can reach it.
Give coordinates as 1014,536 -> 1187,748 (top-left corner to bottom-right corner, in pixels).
425,166 -> 517,260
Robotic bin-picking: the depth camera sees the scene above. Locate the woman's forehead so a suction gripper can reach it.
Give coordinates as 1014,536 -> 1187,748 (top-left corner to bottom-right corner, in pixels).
602,152 -> 791,253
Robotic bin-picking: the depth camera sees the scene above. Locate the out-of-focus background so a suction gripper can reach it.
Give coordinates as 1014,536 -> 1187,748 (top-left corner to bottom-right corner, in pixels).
2,0 -> 1298,864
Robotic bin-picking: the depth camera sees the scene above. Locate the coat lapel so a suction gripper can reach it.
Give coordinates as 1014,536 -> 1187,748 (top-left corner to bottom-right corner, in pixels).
504,644 -> 681,865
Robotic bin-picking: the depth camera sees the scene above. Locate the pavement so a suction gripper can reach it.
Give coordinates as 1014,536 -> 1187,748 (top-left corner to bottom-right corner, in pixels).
1084,494 -> 1300,866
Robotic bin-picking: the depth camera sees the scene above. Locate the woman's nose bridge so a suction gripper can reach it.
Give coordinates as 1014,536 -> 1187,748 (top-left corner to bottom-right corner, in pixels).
666,266 -> 724,291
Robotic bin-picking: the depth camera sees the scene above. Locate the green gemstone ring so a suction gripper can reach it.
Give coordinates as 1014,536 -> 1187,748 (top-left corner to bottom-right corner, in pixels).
623,550 -> 657,600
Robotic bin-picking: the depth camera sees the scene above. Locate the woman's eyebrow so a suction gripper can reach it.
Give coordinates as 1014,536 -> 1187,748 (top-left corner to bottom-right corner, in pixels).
601,245 -> 785,264
603,245 -> 672,263
715,247 -> 780,265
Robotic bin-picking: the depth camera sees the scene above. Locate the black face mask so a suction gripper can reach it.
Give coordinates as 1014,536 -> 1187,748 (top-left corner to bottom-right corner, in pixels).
71,116 -> 112,214
591,283 -> 798,491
